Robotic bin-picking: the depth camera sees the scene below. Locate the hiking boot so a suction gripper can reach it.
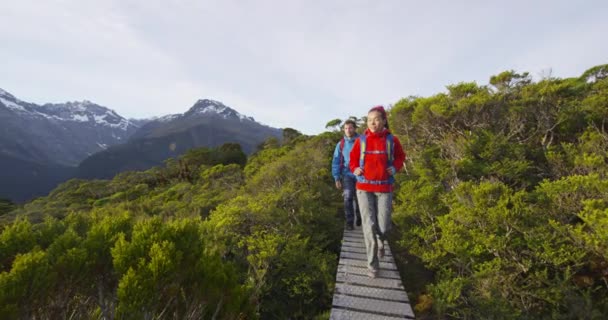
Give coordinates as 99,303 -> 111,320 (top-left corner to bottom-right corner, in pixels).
345,223 -> 354,231
367,268 -> 378,278
378,239 -> 385,259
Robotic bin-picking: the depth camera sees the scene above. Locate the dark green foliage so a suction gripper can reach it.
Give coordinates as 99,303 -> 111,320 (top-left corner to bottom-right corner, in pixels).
580,64 -> 608,83
205,133 -> 342,318
0,198 -> 15,216
256,136 -> 280,151
1,130 -> 342,319
325,118 -> 342,131
281,127 -> 304,145
390,64 -> 608,318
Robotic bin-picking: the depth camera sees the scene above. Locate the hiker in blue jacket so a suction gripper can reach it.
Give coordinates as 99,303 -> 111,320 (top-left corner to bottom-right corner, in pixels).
332,119 -> 362,230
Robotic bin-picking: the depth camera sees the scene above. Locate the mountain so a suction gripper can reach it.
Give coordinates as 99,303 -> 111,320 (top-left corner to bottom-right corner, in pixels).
127,117 -> 154,129
0,88 -> 139,166
0,153 -> 75,203
0,90 -> 282,200
128,99 -> 260,140
77,99 -> 282,179
0,88 -> 139,201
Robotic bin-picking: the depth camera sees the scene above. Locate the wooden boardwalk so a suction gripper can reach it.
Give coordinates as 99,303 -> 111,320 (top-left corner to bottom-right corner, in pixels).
330,227 -> 415,319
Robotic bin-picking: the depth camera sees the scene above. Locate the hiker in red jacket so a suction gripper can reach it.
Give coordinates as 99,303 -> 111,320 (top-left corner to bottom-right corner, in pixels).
350,105 -> 406,278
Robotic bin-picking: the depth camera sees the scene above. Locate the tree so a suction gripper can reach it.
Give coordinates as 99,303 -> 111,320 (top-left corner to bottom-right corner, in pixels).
580,64 -> 608,83
348,116 -> 364,129
282,128 -> 303,145
324,118 -> 342,132
489,70 -> 531,92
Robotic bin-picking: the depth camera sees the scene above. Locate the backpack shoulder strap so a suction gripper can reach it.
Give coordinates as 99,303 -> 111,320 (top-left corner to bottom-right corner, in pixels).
338,137 -> 345,171
386,134 -> 394,164
359,135 -> 367,168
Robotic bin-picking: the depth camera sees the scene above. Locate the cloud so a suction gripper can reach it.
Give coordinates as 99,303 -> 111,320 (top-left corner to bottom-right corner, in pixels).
1,0 -> 607,134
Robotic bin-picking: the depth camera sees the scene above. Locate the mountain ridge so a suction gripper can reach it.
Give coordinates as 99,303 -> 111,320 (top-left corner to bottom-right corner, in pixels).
0,88 -> 282,201
0,90 -> 135,133
77,99 -> 282,179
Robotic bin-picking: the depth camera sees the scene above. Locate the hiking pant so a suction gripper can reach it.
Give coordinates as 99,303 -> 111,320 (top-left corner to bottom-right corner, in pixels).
356,190 -> 392,271
342,175 -> 361,225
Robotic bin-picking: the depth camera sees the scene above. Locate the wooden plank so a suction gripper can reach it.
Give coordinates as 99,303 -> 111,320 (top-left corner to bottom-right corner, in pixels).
330,308 -> 407,320
335,283 -> 409,302
340,246 -> 367,254
343,236 -> 364,243
339,258 -> 397,271
337,264 -> 401,280
332,227 -> 414,319
343,230 -> 365,237
337,272 -> 404,290
340,251 -> 395,263
342,240 -> 366,248
334,282 -> 409,302
341,246 -> 393,257
332,295 -> 415,318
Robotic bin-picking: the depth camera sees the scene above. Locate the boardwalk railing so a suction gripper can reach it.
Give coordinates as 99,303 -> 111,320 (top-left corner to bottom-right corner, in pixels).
330,227 -> 415,319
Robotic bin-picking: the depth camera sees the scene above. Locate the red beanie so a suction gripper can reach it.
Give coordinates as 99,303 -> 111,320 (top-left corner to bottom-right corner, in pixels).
369,105 -> 386,118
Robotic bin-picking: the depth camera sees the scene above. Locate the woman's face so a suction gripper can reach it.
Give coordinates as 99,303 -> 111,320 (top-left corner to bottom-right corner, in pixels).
367,111 -> 386,133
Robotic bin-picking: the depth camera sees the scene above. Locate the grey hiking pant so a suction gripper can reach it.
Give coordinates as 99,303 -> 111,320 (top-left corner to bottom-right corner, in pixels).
342,175 -> 361,225
356,190 -> 392,271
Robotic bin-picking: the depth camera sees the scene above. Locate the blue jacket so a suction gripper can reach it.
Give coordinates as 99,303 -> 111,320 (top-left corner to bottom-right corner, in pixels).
331,134 -> 359,181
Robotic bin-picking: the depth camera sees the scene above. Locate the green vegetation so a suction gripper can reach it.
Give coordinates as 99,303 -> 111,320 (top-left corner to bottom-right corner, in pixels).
389,64 -> 608,318
0,139 -> 343,319
1,64 -> 607,319
0,198 -> 15,216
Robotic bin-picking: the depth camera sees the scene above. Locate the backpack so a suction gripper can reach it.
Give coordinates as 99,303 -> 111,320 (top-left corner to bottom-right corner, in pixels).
338,137 -> 346,172
357,134 -> 395,185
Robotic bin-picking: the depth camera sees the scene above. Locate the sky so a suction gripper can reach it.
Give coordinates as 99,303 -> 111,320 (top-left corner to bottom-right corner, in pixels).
1,0 -> 607,134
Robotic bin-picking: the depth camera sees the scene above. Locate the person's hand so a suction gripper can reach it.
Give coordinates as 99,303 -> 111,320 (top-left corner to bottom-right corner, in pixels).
353,167 -> 364,176
386,166 -> 395,175
335,180 -> 342,189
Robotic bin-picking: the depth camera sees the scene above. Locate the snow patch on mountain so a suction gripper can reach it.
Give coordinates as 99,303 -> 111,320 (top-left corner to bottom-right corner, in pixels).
92,113 -> 131,130
72,114 -> 89,122
0,88 -> 15,99
1,99 -> 129,132
188,99 -> 256,122
42,104 -> 132,129
156,114 -> 181,122
195,103 -> 227,115
63,101 -> 89,112
0,89 -> 134,131
0,96 -> 26,112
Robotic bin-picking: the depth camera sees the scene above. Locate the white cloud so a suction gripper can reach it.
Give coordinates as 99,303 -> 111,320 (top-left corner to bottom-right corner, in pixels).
1,0 -> 607,134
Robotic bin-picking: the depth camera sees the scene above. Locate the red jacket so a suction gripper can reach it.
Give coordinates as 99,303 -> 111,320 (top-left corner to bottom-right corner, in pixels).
349,129 -> 406,192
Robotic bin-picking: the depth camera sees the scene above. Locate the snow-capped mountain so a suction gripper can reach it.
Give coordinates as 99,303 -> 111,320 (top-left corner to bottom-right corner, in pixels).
184,99 -> 256,122
0,88 -> 139,166
135,99 -> 254,133
1,89 -> 132,132
36,101 -> 131,130
128,99 -> 273,141
1,90 -> 281,201
78,98 -> 282,180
